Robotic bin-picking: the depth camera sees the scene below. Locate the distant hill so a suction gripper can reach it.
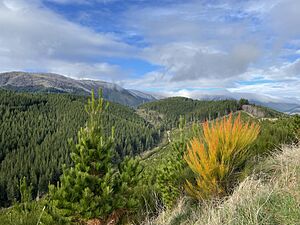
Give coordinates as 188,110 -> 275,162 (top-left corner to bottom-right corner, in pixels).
196,93 -> 300,114
288,106 -> 300,115
137,96 -> 286,130
242,104 -> 283,118
252,101 -> 300,115
138,97 -> 240,129
0,72 -> 156,107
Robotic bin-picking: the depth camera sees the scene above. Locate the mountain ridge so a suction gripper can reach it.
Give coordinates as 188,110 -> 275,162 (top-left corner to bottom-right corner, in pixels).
0,71 -> 157,107
1,71 -> 299,113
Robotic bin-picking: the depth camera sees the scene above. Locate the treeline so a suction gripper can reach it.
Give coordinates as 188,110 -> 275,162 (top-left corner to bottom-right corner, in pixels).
0,90 -> 159,206
138,97 -> 240,129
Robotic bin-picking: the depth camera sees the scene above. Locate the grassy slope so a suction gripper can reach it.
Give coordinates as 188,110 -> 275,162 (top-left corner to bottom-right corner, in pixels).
140,112 -> 254,169
0,114 -> 297,225
0,199 -> 52,225
138,99 -> 284,171
140,111 -> 298,225
140,107 -> 291,171
143,145 -> 300,225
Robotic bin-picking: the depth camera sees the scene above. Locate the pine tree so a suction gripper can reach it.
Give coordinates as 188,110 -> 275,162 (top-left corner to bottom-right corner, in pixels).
19,177 -> 32,204
18,177 -> 33,212
49,90 -> 143,223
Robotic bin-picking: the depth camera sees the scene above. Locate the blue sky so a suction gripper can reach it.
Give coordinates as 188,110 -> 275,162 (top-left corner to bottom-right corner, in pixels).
0,0 -> 300,102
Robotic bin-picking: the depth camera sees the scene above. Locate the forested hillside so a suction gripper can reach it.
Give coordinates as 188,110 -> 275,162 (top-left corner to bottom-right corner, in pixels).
1,89 -> 298,225
0,90 -> 159,206
138,97 -> 240,129
1,91 -> 254,208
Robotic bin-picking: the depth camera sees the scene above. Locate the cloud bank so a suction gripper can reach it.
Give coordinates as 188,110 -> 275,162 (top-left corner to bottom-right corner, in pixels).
0,0 -> 299,101
0,0 -> 133,79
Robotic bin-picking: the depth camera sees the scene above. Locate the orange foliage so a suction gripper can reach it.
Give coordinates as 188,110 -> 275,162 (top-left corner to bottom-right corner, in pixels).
184,113 -> 260,200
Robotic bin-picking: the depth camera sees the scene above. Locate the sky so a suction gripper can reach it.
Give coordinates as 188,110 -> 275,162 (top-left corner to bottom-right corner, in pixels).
0,0 -> 300,102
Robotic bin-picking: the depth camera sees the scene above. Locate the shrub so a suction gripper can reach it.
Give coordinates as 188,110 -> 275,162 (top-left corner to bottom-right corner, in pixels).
184,113 -> 260,200
292,115 -> 300,141
155,116 -> 188,209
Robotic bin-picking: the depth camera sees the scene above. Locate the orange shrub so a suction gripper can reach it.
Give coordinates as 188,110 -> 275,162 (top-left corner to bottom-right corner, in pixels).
184,113 -> 260,200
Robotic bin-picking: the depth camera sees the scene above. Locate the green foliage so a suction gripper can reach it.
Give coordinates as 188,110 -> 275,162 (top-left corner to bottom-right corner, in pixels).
19,177 -> 32,204
239,191 -> 300,225
155,160 -> 183,209
0,90 -> 159,206
291,115 -> 300,140
238,98 -> 249,107
141,112 -> 299,211
250,117 -> 296,156
144,145 -> 300,225
49,90 -> 144,223
1,87 -> 299,223
154,117 -> 188,208
0,201 -> 54,225
117,157 -> 144,209
138,97 -> 240,129
0,177 -> 56,225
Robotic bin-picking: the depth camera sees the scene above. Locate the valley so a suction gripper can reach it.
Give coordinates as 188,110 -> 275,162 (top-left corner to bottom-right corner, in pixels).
1,0 -> 300,224
0,88 -> 299,225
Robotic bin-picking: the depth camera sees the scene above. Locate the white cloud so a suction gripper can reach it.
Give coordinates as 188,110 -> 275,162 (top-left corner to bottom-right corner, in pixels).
226,59 -> 300,102
43,61 -> 122,79
0,0 -> 133,79
268,0 -> 300,38
124,1 -> 262,84
44,0 -> 117,5
0,0 -> 300,102
125,1 -> 253,45
143,43 -> 260,82
120,0 -> 300,102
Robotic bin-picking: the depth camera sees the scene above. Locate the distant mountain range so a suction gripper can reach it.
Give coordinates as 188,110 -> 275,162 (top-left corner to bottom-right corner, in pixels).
196,93 -> 300,115
251,101 -> 300,115
0,72 -> 156,107
1,71 -> 299,114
